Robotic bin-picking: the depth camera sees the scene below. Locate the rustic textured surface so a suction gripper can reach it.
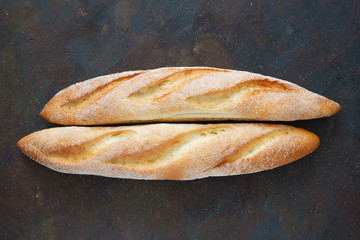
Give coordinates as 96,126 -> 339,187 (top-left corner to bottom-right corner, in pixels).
1,0 -> 359,239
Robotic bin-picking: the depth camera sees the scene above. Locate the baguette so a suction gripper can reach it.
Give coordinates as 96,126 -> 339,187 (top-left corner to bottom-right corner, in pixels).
17,123 -> 319,180
39,67 -> 341,125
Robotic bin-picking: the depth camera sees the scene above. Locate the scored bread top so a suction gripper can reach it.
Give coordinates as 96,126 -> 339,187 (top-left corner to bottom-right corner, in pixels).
39,67 -> 341,125
17,123 -> 320,180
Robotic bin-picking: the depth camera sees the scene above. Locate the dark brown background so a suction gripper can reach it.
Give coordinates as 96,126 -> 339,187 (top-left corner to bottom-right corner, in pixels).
1,0 -> 360,239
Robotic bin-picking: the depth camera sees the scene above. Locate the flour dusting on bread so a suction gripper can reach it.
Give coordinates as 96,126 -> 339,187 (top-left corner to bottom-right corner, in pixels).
39,67 -> 341,125
17,124 -> 320,180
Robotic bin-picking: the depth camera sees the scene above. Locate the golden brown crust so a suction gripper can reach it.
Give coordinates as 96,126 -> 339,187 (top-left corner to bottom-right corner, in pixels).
39,67 -> 341,125
17,123 -> 320,180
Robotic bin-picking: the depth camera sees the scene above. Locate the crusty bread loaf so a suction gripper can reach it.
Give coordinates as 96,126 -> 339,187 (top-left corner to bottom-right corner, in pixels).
17,123 -> 319,180
39,67 -> 341,125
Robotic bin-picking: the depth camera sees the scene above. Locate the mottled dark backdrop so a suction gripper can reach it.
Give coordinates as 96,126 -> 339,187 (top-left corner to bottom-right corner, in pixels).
1,0 -> 359,239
